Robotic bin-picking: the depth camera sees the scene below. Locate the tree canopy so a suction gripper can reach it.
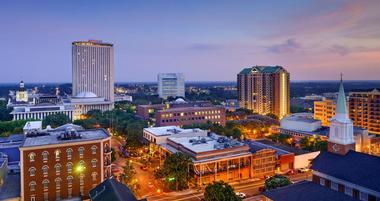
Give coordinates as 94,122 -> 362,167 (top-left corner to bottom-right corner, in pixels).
155,152 -> 193,191
264,175 -> 291,191
0,100 -> 12,121
204,181 -> 241,201
42,113 -> 71,128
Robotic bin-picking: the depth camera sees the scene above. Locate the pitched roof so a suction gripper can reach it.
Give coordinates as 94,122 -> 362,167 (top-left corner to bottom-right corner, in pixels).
239,66 -> 285,74
263,181 -> 358,201
89,178 -> 145,201
312,151 -> 380,192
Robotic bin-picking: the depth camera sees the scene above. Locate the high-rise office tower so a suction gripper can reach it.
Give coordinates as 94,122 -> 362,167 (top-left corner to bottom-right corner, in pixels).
72,40 -> 114,107
237,66 -> 290,119
349,89 -> 380,135
157,73 -> 185,99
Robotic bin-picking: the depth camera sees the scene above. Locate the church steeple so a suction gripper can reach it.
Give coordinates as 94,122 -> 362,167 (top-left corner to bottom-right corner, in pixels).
335,74 -> 349,120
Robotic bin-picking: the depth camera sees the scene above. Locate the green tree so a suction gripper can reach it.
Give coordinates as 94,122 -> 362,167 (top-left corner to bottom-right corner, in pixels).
264,175 -> 291,191
0,100 -> 12,121
42,113 -> 71,128
0,119 -> 29,137
155,152 -> 193,191
204,181 -> 241,201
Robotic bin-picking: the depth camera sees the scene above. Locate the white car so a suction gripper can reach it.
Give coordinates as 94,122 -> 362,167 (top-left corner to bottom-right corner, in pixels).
235,192 -> 246,199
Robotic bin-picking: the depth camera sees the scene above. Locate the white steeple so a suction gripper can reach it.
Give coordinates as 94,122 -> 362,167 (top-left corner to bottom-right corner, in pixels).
328,74 -> 354,145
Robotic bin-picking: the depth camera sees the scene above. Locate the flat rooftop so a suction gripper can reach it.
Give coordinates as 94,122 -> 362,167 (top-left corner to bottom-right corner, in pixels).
282,115 -> 320,123
144,126 -> 204,137
168,134 -> 246,154
22,129 -> 109,148
159,106 -> 222,112
253,139 -> 309,155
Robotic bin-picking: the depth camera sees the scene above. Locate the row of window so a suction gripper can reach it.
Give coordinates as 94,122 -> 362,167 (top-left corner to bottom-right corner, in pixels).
28,160 -> 97,176
28,146 -> 99,163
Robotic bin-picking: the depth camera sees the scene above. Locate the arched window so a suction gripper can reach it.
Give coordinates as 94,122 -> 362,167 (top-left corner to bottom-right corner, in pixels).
42,179 -> 49,190
78,147 -> 85,158
29,181 -> 36,191
28,152 -> 36,162
55,177 -> 62,189
55,163 -> 61,175
91,145 -> 97,154
29,167 -> 36,176
42,151 -> 49,161
67,175 -> 73,187
66,148 -> 73,160
67,162 -> 73,173
91,172 -> 98,182
42,165 -> 49,176
55,149 -> 61,160
91,159 -> 97,168
79,174 -> 85,186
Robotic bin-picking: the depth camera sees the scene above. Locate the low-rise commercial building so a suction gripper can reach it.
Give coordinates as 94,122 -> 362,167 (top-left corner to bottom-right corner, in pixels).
20,125 -> 112,201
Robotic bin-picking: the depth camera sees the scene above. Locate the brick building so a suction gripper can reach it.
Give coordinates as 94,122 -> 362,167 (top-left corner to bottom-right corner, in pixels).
20,126 -> 111,201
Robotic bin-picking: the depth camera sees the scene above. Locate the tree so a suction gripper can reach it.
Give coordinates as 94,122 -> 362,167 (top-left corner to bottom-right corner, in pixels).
0,119 -> 29,137
155,152 -> 193,191
0,100 -> 12,121
204,181 -> 241,201
42,113 -> 71,128
264,175 -> 291,191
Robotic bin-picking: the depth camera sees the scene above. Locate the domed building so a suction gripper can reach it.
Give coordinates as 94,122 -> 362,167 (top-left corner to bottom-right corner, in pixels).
70,91 -> 113,120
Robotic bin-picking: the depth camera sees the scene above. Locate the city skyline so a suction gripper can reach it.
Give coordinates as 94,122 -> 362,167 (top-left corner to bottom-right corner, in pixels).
1,0 -> 380,83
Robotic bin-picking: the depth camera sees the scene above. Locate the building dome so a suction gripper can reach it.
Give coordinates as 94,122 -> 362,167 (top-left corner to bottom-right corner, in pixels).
75,91 -> 98,98
174,98 -> 186,103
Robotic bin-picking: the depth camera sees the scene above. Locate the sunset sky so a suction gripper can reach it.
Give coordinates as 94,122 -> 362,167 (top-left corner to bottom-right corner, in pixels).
1,0 -> 379,82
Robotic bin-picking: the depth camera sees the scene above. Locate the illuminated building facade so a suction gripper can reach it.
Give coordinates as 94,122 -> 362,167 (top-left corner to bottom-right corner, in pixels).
157,73 -> 185,99
314,99 -> 336,127
20,126 -> 111,201
72,40 -> 114,110
237,66 -> 290,119
349,89 -> 380,135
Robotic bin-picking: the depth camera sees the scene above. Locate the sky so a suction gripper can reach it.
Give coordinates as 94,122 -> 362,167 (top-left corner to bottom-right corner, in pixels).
0,0 -> 380,82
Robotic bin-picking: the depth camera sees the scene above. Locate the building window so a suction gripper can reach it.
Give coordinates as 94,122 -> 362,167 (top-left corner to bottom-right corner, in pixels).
360,192 -> 368,201
29,152 -> 36,162
67,176 -> 73,188
345,186 -> 353,196
331,182 -> 338,191
42,151 -> 49,162
29,181 -> 36,191
66,148 -> 73,160
29,167 -> 36,176
55,164 -> 61,175
68,188 -> 72,198
92,172 -> 97,182
42,165 -> 49,176
30,196 -> 36,201
91,145 -> 97,154
320,178 -> 325,186
67,162 -> 73,173
55,177 -> 61,189
55,150 -> 61,160
43,192 -> 48,201
56,190 -> 60,200
78,147 -> 85,158
42,179 -> 49,191
92,159 -> 97,167
80,174 -> 85,186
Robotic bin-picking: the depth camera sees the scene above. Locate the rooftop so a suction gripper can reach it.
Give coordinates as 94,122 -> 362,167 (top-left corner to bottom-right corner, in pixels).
282,114 -> 321,123
23,121 -> 42,130
21,128 -> 109,148
158,106 -> 222,112
254,139 -> 309,155
239,66 -> 286,75
168,134 -> 246,154
144,126 -> 204,137
72,40 -> 113,47
263,180 -> 358,201
312,150 -> 380,193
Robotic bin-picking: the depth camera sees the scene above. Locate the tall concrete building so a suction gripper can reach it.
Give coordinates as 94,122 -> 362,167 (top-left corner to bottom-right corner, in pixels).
237,66 -> 290,119
72,40 -> 114,110
349,89 -> 380,135
157,73 -> 185,99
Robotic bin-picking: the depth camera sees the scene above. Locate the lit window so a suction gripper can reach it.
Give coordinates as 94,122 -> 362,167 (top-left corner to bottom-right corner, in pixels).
29,152 -> 36,162
29,167 -> 36,176
67,162 -> 73,173
92,159 -> 97,167
55,150 -> 61,160
92,172 -> 97,182
78,147 -> 85,158
42,179 -> 49,190
42,165 -> 49,176
80,174 -> 85,186
42,151 -> 49,162
66,148 -> 73,160
91,145 -> 97,154
29,181 -> 36,191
